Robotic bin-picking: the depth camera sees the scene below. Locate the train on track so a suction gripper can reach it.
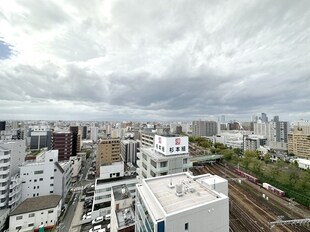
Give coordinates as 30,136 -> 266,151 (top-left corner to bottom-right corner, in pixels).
232,168 -> 285,197
262,183 -> 285,197
233,168 -> 258,183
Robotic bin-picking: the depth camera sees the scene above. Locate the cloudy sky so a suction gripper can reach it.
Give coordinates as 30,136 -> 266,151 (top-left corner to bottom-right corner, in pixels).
0,0 -> 310,122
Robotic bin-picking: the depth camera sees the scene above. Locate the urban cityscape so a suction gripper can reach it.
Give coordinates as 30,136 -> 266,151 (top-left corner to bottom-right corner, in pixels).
0,116 -> 309,231
1,0 -> 310,232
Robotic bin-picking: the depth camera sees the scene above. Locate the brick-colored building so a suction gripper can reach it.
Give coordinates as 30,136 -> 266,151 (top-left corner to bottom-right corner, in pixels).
52,132 -> 73,161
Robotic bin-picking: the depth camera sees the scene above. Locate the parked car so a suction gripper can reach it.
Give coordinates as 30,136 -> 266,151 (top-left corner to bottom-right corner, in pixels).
89,225 -> 103,232
92,216 -> 104,225
105,214 -> 111,221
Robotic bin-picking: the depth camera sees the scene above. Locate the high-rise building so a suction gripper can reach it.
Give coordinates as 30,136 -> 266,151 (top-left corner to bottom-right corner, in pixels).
96,139 -> 121,177
273,116 -> 279,122
288,129 -> 310,158
135,172 -> 229,232
0,121 -> 5,131
52,132 -> 73,161
30,130 -> 52,150
140,132 -> 155,147
70,126 -> 80,156
260,113 -> 268,123
120,140 -> 139,165
82,126 -> 87,139
90,127 -> 99,143
192,120 -> 217,137
138,134 -> 192,179
254,120 -> 288,150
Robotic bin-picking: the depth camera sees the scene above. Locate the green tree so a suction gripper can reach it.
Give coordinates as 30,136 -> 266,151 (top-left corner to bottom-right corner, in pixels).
223,149 -> 235,161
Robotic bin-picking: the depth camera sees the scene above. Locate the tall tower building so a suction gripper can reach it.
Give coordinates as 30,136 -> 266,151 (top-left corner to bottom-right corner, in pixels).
52,132 -> 73,161
96,139 -> 121,177
70,126 -> 80,156
192,121 -> 217,137
0,121 -> 6,131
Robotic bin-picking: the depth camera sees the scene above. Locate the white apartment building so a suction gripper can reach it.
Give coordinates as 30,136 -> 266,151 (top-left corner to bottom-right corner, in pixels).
70,156 -> 82,180
135,172 -> 229,232
20,150 -> 72,202
254,121 -> 288,150
9,195 -> 62,232
138,135 -> 192,179
0,140 -> 26,230
91,127 -> 99,143
92,176 -> 138,218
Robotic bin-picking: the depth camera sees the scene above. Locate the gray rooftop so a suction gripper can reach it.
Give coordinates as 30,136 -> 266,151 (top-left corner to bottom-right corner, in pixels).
10,195 -> 62,216
112,184 -> 131,201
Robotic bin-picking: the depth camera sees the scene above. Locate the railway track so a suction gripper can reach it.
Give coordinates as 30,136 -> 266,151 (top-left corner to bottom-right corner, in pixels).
191,164 -> 310,232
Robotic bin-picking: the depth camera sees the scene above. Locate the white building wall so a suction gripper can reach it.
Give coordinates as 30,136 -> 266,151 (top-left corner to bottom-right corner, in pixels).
9,202 -> 61,232
99,162 -> 124,179
20,150 -> 71,202
0,140 -> 26,175
91,127 -> 99,143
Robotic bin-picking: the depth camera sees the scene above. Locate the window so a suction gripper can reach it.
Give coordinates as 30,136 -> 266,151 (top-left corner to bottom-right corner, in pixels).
28,223 -> 34,227
151,160 -> 157,168
50,184 -> 53,187
50,191 -> 53,193
49,159 -> 53,162
16,226 -> 22,230
183,168 -> 187,172
50,177 -> 54,180
142,154 -> 147,161
34,179 -> 37,182
34,170 -> 43,175
48,210 -> 53,213
34,186 -> 36,189
33,194 -> 35,197
160,161 -> 168,168
39,178 -> 43,181
29,213 -> 35,218
16,216 -> 23,220
185,222 -> 189,231
183,158 -> 188,164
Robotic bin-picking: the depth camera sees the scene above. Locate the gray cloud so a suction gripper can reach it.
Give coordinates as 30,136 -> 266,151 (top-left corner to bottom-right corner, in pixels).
0,0 -> 310,121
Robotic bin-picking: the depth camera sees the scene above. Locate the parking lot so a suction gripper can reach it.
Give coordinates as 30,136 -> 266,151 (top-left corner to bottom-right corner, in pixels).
80,195 -> 110,232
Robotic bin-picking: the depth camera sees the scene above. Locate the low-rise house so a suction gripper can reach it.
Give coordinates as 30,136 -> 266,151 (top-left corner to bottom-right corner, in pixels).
9,195 -> 62,232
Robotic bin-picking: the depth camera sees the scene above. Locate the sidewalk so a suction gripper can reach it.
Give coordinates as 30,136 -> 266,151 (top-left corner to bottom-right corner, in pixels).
69,201 -> 83,232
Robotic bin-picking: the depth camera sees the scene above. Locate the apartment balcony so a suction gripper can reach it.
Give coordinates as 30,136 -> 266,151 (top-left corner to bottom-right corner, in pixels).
9,187 -> 21,198
0,169 -> 9,176
0,200 -> 7,208
9,194 -> 21,206
0,184 -> 8,191
0,161 -> 10,168
0,176 -> 9,183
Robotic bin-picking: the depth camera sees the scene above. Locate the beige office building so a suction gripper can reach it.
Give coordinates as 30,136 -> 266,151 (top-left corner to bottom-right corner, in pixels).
96,139 -> 121,176
288,130 -> 310,158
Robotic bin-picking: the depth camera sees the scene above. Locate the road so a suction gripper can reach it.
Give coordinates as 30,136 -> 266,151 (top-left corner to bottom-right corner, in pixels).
60,148 -> 96,232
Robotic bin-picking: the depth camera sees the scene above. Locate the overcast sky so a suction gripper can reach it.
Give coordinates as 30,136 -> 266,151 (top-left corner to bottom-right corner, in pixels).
0,0 -> 310,122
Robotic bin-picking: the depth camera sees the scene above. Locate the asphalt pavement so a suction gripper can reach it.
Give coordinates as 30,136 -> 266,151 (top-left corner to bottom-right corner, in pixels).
60,150 -> 96,232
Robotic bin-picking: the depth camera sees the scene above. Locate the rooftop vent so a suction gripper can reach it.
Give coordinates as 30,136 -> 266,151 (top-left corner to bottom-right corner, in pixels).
168,177 -> 175,188
176,183 -> 183,197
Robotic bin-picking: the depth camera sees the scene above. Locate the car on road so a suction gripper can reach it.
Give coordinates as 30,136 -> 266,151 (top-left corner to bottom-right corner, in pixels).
92,216 -> 104,225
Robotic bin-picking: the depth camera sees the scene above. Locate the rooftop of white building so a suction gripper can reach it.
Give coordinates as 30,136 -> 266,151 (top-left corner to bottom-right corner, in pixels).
137,172 -> 227,218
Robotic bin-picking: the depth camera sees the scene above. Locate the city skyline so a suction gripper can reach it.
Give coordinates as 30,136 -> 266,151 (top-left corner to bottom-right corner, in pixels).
0,0 -> 310,121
